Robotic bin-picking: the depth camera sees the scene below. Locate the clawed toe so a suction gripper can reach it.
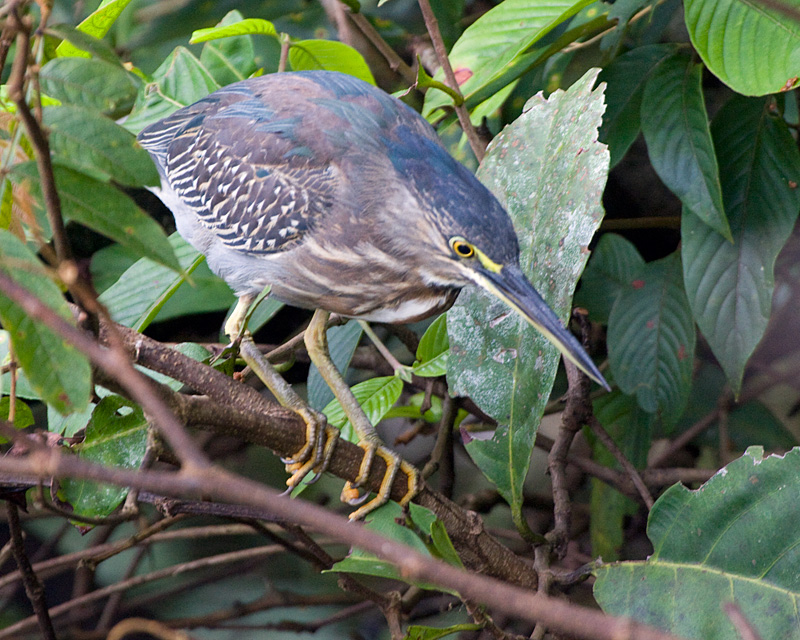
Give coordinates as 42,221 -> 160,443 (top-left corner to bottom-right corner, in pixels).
345,443 -> 420,521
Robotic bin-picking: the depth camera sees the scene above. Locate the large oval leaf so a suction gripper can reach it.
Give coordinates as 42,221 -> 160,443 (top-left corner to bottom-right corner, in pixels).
59,395 -> 148,520
98,232 -> 220,329
641,53 -> 729,240
123,47 -> 219,135
39,57 -> 139,117
684,0 -> 800,96
11,163 -> 179,273
288,40 -> 376,85
574,233 -> 645,324
682,97 -> 800,395
597,44 -> 680,167
44,105 -> 159,186
595,446 -> 800,639
607,253 -> 695,427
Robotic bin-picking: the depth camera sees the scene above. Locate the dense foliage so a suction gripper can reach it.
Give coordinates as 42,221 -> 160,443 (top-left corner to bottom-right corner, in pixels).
1,0 -> 799,639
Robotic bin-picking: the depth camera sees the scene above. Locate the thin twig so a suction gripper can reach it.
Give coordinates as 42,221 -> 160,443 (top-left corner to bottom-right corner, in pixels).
416,0 -> 485,161
588,416 -> 654,509
0,271 -> 211,473
0,524 -> 290,593
82,514 -> 190,570
6,502 -> 57,640
6,10 -> 72,264
107,617 -> 196,640
95,545 -> 148,632
346,10 -> 416,86
548,360 -> 593,557
0,543 -> 291,638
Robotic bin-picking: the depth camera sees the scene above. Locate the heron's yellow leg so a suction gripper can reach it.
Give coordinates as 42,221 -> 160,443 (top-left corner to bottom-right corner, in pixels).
304,309 -> 420,520
229,296 -> 337,488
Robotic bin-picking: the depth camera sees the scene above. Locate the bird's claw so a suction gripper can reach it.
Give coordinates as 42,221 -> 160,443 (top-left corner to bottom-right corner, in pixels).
284,422 -> 340,491
343,441 -> 421,521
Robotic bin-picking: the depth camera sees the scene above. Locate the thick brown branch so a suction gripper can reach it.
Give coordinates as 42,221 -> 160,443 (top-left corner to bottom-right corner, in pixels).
92,314 -> 537,587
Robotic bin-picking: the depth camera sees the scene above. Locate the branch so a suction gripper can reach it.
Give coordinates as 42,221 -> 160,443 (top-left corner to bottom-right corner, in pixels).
0,449 -> 690,640
588,416 -> 654,509
0,271 -> 210,472
6,501 -> 57,640
6,9 -> 72,264
91,313 -> 538,588
416,0 -> 486,161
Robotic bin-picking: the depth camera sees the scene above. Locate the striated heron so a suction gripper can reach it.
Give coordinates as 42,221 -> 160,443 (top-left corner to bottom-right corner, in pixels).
138,70 -> 609,519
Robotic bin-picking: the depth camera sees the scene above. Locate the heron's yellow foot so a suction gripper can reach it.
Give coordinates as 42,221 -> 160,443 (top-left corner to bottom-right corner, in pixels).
344,441 -> 421,521
285,423 -> 340,490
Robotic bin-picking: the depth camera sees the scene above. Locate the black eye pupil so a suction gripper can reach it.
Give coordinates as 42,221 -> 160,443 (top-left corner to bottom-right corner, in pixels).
455,242 -> 472,257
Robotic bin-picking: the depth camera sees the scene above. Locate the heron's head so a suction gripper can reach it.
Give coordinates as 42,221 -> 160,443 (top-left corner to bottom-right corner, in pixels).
392,136 -> 609,391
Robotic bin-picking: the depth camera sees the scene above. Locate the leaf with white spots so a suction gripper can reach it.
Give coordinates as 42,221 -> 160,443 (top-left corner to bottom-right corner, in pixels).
447,69 -> 607,523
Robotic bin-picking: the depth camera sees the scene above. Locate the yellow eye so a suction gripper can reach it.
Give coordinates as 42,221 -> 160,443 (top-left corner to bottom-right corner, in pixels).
450,238 -> 475,259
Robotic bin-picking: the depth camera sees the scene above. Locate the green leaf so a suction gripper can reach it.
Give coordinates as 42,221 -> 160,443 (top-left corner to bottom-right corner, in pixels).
607,253 -> 694,426
322,376 -> 402,441
413,315 -> 449,378
39,57 -> 139,118
48,401 -> 95,438
641,54 -> 729,240
574,233 -> 645,324
190,17 -> 278,43
99,233 -> 223,328
10,164 -> 178,273
422,0 -> 596,118
49,23 -> 123,64
55,0 -> 134,58
0,397 -> 34,428
597,44 -> 680,167
308,321 -> 364,411
123,47 -> 219,135
198,11 -> 260,86
330,502 -> 455,593
384,393 -> 445,423
448,70 -> 607,524
684,0 -> 800,96
595,446 -> 800,639
59,395 -> 147,520
0,398 -> 35,442
0,230 -> 91,415
406,624 -> 483,640
43,105 -> 159,187
589,391 -> 654,560
288,40 -> 376,85
682,97 -> 800,395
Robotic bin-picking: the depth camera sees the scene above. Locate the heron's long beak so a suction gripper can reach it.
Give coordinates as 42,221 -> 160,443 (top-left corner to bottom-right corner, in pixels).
476,264 -> 610,391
